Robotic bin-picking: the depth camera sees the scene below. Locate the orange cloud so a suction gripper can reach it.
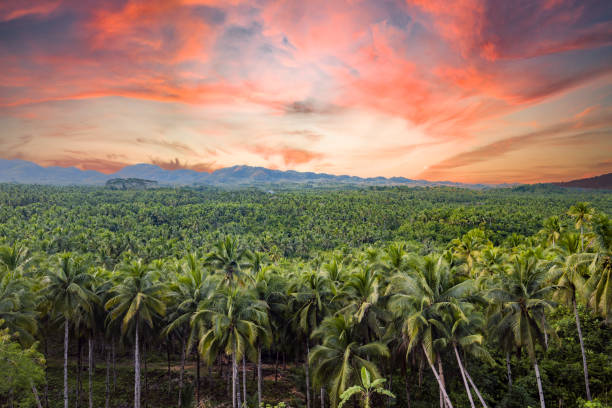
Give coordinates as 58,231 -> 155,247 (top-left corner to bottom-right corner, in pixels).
248,145 -> 324,166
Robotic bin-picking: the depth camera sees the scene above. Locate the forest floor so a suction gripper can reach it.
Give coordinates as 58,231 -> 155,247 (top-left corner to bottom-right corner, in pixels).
43,356 -> 307,408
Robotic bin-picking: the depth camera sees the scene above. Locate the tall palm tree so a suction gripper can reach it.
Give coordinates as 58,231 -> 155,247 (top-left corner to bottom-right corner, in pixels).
42,253 -> 95,408
388,254 -> 472,408
549,233 -> 594,401
488,251 -> 555,408
568,202 -> 595,251
164,253 -> 212,406
105,260 -> 166,408
310,314 -> 389,408
290,269 -> 332,408
539,216 -> 563,248
450,229 -> 487,276
206,236 -> 249,286
194,286 -> 268,408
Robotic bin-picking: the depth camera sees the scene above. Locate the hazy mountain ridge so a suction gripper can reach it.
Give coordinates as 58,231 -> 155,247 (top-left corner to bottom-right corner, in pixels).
552,173 -> 612,190
1,158 -> 494,188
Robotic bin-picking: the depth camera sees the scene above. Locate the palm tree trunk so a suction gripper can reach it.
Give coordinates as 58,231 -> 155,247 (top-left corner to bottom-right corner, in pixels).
421,345 -> 453,408
533,358 -> 546,408
464,367 -> 489,408
573,299 -> 592,400
105,344 -> 110,408
402,360 -> 411,408
134,317 -> 141,408
77,337 -> 82,408
178,338 -> 186,408
44,338 -> 49,408
257,346 -> 262,408
166,342 -> 171,396
274,350 -> 279,383
305,340 -> 311,408
88,337 -> 93,408
196,350 -> 201,404
232,340 -> 237,408
64,319 -> 69,408
542,315 -> 548,350
581,225 -> 584,252
321,387 -> 326,408
437,356 -> 446,408
242,354 -> 247,404
31,382 -> 43,408
112,339 -> 116,392
453,343 -> 475,408
506,352 -> 512,387
143,344 -> 148,408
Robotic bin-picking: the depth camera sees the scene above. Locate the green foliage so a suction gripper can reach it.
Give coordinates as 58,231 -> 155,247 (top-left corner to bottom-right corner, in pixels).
0,322 -> 45,407
0,184 -> 611,407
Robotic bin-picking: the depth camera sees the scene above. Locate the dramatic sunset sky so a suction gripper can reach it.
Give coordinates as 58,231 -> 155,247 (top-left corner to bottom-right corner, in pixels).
1,0 -> 611,183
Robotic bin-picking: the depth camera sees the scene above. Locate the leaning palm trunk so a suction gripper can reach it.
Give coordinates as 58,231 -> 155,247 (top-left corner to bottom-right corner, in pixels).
64,319 -> 69,408
437,356 -> 446,408
257,346 -> 262,408
422,345 -> 454,408
573,299 -> 592,400
452,344 -> 475,408
88,337 -> 93,408
464,368 -> 489,408
134,318 -> 141,408
31,382 -> 43,408
533,359 -> 545,408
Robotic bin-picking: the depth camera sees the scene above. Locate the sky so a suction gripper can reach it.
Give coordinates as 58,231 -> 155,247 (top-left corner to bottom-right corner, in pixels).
0,0 -> 611,183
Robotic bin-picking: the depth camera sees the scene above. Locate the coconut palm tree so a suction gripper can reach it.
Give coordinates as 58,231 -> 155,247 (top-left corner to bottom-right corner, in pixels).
488,250 -> 555,408
164,253 -> 213,406
206,236 -> 249,286
105,260 -> 166,408
290,268 -> 332,408
387,254 -> 472,408
0,243 -> 31,279
450,229 -> 487,276
549,233 -> 595,401
310,314 -> 390,408
539,216 -> 563,248
568,202 -> 595,251
42,253 -> 95,408
194,286 -> 268,408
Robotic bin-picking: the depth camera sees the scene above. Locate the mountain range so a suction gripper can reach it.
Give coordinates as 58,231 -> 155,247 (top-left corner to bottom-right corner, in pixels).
0,158 -> 488,188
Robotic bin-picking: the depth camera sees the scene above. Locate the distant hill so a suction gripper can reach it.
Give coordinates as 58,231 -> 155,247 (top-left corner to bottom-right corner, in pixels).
553,173 -> 612,190
0,158 -> 491,188
106,178 -> 158,190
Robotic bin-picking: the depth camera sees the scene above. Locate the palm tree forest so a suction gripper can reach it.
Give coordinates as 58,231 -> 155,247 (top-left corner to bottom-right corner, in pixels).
1,183 -> 611,408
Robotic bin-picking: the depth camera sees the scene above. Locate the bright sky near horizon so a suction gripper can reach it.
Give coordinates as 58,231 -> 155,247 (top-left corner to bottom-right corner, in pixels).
0,0 -> 611,183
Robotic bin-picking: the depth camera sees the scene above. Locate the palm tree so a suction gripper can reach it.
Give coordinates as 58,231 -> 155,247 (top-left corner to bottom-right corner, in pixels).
310,314 -> 389,408
290,269 -> 332,408
539,216 -> 563,248
338,367 -> 395,408
0,243 -> 31,279
568,202 -> 595,251
388,254 -> 471,408
42,253 -> 95,408
549,233 -> 594,401
194,286 -> 268,408
206,236 -> 249,286
105,260 -> 166,408
488,250 -> 555,408
164,253 -> 212,406
588,254 -> 611,323
450,229 -> 487,276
